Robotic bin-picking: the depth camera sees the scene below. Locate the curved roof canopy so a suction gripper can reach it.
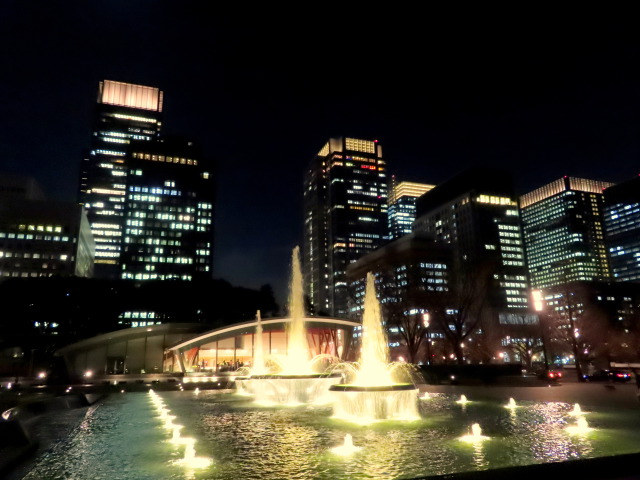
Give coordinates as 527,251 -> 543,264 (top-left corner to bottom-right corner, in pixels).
168,316 -> 359,352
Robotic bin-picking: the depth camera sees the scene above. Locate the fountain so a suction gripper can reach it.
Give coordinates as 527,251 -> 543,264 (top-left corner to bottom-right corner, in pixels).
566,417 -> 593,435
234,247 -> 341,404
150,389 -> 212,470
22,388 -> 640,479
330,434 -> 362,456
569,403 -> 586,416
329,272 -> 419,423
456,394 -> 470,405
505,398 -> 517,409
459,423 -> 490,443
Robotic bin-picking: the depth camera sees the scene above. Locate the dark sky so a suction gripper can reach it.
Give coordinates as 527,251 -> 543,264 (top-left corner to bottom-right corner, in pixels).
1,3 -> 639,306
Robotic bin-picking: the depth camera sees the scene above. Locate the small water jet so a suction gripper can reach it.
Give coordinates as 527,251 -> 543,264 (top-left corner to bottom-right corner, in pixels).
566,417 -> 593,435
459,423 -> 489,443
178,440 -> 212,469
569,403 -> 586,416
170,425 -> 184,443
330,434 -> 362,456
456,395 -> 470,405
330,273 -> 419,423
505,398 -> 517,409
235,247 -> 342,404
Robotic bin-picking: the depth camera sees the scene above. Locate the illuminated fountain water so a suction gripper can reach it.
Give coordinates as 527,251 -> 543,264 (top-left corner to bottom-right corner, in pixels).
235,247 -> 341,404
566,416 -> 593,435
330,433 -> 362,456
459,423 -> 490,443
329,272 -> 419,423
505,398 -> 517,409
569,403 -> 586,416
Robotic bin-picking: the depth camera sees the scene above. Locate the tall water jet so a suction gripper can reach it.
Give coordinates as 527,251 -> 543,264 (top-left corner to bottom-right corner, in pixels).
235,246 -> 341,404
282,246 -> 309,374
356,272 -> 393,386
253,310 -> 266,375
330,272 -> 419,422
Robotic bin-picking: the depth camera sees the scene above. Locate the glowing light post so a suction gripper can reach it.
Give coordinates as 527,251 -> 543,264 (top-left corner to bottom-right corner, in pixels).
532,290 -> 550,374
423,313 -> 432,365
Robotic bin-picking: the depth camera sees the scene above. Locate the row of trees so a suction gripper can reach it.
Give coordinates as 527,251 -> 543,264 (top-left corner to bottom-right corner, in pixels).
357,257 -> 640,371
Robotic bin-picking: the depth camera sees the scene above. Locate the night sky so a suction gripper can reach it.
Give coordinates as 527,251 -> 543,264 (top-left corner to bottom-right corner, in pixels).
1,3 -> 638,306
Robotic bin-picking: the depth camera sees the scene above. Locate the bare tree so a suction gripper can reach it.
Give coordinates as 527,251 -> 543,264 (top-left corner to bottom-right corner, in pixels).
543,282 -> 609,381
424,259 -> 495,365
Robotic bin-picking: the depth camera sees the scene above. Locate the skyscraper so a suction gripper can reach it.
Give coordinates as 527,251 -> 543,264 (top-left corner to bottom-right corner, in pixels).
387,178 -> 435,240
520,176 -> 613,289
603,176 -> 640,283
413,167 -> 531,322
121,137 -> 214,281
303,137 -> 388,317
79,80 -> 163,278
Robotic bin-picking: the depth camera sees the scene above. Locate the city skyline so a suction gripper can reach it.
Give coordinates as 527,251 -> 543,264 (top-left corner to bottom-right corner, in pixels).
1,4 -> 639,304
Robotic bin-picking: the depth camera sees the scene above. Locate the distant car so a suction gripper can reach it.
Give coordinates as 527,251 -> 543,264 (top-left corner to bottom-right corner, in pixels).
584,369 -> 632,383
537,368 -> 563,381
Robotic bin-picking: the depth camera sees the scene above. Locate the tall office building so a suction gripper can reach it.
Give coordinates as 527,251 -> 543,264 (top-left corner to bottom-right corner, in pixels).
121,137 -> 214,281
303,137 -> 388,317
79,80 -> 163,278
520,176 -> 613,289
603,176 -> 640,283
387,178 -> 435,239
413,167 -> 531,321
0,174 -> 94,279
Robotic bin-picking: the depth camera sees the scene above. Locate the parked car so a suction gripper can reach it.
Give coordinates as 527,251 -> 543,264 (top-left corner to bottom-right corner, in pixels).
583,369 -> 632,383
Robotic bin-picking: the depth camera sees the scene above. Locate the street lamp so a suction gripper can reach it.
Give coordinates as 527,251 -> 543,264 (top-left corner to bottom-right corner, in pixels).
532,290 -> 550,373
423,313 -> 432,365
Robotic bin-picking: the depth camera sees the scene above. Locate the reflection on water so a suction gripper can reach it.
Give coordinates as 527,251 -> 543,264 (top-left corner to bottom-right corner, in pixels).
19,391 -> 640,480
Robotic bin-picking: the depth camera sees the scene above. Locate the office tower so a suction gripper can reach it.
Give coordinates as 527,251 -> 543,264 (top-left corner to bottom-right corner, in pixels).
520,176 -> 614,289
79,80 -> 163,278
121,137 -> 214,281
413,167 -> 532,323
603,176 -> 640,282
0,174 -> 94,279
387,178 -> 435,239
303,137 -> 388,317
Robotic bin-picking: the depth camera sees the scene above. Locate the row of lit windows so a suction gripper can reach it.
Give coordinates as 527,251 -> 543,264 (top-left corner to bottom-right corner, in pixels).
132,152 -> 198,166
16,224 -> 64,233
91,229 -> 121,237
0,252 -> 69,260
123,237 -> 183,246
0,271 -> 58,278
129,186 -> 181,196
0,232 -> 70,242
121,273 -> 193,281
112,113 -> 158,123
127,256 -> 194,264
476,195 -> 516,206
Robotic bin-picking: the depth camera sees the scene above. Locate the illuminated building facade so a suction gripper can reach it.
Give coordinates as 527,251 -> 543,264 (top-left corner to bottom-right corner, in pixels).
346,232 -> 452,360
520,176 -> 613,289
79,80 -> 163,278
388,178 -> 435,239
413,167 -> 532,324
603,176 -> 640,282
303,137 -> 388,317
0,174 -> 94,279
120,137 -> 214,281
